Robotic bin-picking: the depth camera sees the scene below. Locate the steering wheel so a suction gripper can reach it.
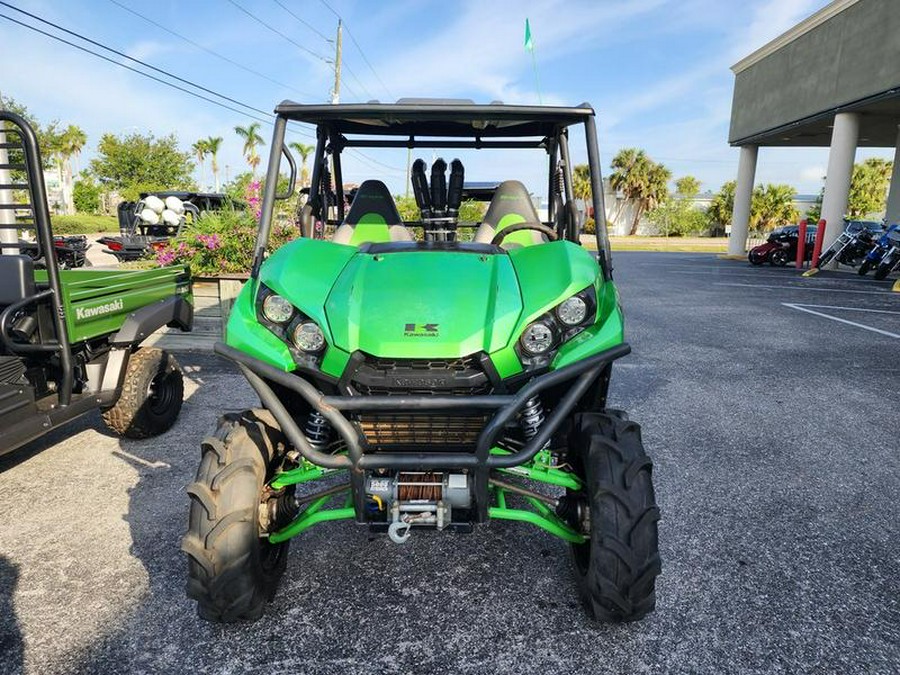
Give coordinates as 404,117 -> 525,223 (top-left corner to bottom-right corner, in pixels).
490,221 -> 559,246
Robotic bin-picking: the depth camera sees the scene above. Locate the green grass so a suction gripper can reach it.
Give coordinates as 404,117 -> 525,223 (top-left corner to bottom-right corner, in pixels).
51,214 -> 118,235
581,235 -> 729,253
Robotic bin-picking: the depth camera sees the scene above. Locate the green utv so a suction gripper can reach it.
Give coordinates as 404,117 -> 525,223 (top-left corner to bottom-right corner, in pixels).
0,112 -> 191,458
184,100 -> 660,623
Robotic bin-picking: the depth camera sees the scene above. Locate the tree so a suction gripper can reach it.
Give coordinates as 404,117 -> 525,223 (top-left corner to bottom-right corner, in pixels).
706,180 -> 736,229
847,157 -> 892,218
750,183 -> 798,232
57,124 -> 86,214
675,175 -> 701,198
0,94 -> 59,173
572,163 -> 591,201
648,176 -> 706,237
90,131 -> 194,201
288,142 -> 315,187
192,139 -> 209,190
234,123 -> 265,177
72,171 -> 101,213
805,187 -> 823,222
206,136 -> 223,191
609,148 -> 671,235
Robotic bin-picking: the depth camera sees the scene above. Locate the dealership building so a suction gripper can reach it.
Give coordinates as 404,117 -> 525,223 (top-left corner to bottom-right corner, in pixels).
727,0 -> 900,255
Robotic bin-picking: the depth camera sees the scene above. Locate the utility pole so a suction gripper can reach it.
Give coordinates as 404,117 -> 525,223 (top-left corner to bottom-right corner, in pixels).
330,20 -> 342,105
0,90 -> 18,254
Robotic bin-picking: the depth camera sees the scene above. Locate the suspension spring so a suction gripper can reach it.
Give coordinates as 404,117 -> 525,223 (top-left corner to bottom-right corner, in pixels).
304,411 -> 332,451
519,395 -> 545,441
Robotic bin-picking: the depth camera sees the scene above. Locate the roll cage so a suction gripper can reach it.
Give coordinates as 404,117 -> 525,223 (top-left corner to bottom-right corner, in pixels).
251,100 -> 612,280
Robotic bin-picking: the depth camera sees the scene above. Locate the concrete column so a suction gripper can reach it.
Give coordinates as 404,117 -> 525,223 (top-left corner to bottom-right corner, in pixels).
820,112 -> 860,256
884,125 -> 900,225
727,144 -> 758,256
0,90 -> 17,254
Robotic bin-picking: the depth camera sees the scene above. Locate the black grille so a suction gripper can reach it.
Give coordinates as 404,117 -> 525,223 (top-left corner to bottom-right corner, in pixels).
349,354 -> 491,397
358,414 -> 488,449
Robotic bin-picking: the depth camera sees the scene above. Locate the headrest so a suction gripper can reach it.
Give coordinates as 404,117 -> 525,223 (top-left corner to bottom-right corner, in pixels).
344,180 -> 402,226
482,180 -> 539,228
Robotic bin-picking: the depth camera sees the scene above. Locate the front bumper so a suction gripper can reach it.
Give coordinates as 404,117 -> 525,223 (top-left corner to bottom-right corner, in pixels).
215,341 -> 630,522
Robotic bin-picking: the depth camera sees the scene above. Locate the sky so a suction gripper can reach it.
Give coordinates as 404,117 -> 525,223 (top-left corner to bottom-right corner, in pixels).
0,0 -> 893,199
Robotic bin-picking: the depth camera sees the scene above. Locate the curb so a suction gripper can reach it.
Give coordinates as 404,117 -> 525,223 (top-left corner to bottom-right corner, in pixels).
716,254 -> 746,260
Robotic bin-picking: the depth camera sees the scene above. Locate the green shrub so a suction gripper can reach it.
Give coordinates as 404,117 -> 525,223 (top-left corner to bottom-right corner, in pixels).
73,176 -> 101,214
51,214 -> 118,234
154,208 -> 297,276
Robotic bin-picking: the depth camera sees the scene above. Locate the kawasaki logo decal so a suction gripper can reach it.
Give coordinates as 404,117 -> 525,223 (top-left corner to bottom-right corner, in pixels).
404,323 -> 438,337
75,298 -> 124,321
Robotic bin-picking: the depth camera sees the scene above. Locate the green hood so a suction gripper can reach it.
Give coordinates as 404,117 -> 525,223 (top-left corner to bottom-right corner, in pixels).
325,249 -> 522,358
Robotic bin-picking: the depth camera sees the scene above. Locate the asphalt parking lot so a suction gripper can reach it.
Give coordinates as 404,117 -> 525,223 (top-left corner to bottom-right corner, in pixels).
1,252 -> 898,674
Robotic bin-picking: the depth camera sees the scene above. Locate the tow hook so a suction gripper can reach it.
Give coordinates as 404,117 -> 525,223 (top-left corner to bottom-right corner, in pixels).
388,520 -> 412,544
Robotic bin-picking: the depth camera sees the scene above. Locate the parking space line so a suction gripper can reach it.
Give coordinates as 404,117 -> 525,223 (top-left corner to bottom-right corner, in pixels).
788,303 -> 900,315
715,282 -> 893,296
782,303 -> 900,339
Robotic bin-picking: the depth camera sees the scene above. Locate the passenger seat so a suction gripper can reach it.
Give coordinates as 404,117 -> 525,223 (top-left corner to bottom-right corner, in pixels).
331,180 -> 412,246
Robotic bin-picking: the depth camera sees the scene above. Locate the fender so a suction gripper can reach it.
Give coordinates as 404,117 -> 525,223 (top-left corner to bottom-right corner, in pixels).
110,295 -> 193,346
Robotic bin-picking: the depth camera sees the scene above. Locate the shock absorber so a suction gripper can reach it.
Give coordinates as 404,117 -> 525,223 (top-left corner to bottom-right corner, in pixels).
519,395 -> 545,441
305,410 -> 332,450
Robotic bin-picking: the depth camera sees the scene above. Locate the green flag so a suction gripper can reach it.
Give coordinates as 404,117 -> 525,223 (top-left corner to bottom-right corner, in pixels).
524,18 -> 534,52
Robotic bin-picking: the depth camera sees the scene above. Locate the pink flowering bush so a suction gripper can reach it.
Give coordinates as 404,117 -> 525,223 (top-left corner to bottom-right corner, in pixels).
155,182 -> 296,275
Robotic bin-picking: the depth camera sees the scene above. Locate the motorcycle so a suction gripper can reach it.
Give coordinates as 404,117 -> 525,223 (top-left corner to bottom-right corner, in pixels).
749,224 -> 817,266
21,234 -> 90,269
859,224 -> 900,279
868,225 -> 900,280
814,220 -> 883,270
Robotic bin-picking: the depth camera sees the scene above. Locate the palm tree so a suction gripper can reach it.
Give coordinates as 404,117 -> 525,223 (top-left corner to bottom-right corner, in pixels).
572,164 -> 592,202
205,136 -> 223,191
751,183 -> 798,232
610,148 -> 671,235
288,142 -> 315,187
234,123 -> 265,177
675,175 -> 701,199
46,125 -> 87,215
192,139 -> 209,190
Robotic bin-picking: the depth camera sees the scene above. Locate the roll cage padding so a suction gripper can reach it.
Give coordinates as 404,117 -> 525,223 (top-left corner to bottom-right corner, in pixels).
331,180 -> 412,246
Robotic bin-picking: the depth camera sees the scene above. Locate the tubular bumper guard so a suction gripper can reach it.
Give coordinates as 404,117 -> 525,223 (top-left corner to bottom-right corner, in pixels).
215,341 -> 631,521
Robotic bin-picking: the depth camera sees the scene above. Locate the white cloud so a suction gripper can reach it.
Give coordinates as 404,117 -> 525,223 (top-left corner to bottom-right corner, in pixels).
799,165 -> 826,183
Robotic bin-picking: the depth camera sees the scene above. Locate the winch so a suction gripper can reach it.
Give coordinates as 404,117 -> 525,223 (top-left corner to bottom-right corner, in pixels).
365,471 -> 472,543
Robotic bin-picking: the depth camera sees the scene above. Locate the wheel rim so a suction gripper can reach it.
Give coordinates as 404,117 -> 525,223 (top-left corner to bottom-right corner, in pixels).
147,371 -> 177,416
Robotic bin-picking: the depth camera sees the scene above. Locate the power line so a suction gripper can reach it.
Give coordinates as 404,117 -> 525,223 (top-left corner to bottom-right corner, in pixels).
107,0 -> 317,99
341,63 -> 374,101
225,0 -> 332,64
271,0 -> 332,44
0,1 -> 271,118
0,13 -> 272,124
317,0 -> 393,100
343,23 -> 393,100
0,10 -> 316,142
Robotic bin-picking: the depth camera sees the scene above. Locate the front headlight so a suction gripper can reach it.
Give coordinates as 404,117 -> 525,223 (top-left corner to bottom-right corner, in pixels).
262,293 -> 294,323
556,296 -> 588,326
520,321 -> 556,355
291,320 -> 326,353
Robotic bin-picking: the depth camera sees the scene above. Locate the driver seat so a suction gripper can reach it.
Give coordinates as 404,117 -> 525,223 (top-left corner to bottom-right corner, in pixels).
332,180 -> 412,246
473,180 -> 546,249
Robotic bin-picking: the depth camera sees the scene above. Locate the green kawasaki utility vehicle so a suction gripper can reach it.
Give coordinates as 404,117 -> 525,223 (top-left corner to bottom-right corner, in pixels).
184,100 -> 660,623
0,111 -> 192,458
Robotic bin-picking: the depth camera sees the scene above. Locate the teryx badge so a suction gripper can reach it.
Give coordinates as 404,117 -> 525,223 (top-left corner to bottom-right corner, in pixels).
404,323 -> 439,337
